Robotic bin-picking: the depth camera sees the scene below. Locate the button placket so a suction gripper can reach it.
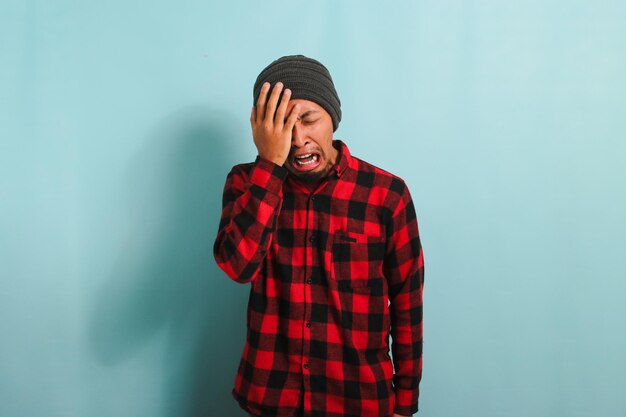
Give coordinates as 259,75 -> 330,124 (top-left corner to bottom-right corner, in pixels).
302,191 -> 316,379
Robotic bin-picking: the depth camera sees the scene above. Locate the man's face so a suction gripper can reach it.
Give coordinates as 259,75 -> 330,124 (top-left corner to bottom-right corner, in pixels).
284,98 -> 338,182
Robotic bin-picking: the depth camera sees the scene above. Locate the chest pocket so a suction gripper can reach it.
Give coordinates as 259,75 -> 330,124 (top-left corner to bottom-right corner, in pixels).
330,231 -> 386,289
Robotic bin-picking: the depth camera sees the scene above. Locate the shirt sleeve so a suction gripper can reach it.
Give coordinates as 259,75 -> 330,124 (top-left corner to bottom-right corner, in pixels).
384,181 -> 425,416
213,157 -> 288,283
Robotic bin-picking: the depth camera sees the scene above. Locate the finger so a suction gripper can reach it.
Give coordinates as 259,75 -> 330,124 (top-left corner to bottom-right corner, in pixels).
250,105 -> 256,124
284,103 -> 300,132
264,82 -> 283,123
256,82 -> 270,121
274,88 -> 291,127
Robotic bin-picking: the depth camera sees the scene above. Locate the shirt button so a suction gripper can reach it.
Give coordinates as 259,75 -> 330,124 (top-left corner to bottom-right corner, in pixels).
303,363 -> 310,369
309,235 -> 316,243
307,278 -> 312,284
306,321 -> 311,328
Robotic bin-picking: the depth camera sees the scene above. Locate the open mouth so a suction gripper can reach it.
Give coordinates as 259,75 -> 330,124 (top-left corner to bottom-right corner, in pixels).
291,152 -> 321,172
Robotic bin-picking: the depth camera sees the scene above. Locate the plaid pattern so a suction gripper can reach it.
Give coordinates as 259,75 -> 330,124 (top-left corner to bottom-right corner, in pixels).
214,141 -> 424,417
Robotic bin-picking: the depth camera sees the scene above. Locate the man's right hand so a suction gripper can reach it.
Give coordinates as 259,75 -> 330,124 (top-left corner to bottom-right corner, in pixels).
250,81 -> 301,166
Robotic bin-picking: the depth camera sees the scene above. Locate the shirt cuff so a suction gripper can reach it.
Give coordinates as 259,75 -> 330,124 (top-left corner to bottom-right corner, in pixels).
250,156 -> 288,195
394,387 -> 419,416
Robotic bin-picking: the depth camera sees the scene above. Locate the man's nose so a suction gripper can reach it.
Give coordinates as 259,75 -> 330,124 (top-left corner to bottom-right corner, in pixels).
291,123 -> 307,147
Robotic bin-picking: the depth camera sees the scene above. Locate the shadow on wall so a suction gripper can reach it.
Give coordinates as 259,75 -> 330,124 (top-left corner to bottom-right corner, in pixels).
88,106 -> 249,417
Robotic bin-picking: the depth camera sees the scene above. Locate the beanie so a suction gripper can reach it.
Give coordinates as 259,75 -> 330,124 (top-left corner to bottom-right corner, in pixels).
253,55 -> 342,131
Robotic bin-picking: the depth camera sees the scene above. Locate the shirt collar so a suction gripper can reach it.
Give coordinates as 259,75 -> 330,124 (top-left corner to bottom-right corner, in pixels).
331,139 -> 351,178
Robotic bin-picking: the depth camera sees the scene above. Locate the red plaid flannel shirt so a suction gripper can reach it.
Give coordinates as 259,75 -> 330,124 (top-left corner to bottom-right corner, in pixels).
214,140 -> 424,417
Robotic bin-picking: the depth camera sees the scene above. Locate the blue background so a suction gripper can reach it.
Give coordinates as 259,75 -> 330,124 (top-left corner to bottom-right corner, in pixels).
1,1 -> 625,416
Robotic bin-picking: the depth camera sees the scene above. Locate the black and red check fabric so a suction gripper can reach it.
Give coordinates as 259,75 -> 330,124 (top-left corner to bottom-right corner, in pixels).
214,140 -> 424,417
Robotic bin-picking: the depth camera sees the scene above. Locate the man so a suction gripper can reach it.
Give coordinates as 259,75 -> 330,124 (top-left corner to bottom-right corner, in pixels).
214,55 -> 424,417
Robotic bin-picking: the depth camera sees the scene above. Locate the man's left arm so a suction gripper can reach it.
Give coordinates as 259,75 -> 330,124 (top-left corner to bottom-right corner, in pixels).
384,180 -> 425,416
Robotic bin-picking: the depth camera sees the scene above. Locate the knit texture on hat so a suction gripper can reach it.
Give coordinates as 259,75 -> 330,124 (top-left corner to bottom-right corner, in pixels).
253,55 -> 342,131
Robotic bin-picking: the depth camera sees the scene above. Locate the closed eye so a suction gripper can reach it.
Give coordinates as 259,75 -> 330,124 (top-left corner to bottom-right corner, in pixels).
283,117 -> 319,125
284,110 -> 319,124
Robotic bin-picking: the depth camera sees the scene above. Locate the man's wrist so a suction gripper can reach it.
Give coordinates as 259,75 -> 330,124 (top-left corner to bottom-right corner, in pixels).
257,154 -> 287,167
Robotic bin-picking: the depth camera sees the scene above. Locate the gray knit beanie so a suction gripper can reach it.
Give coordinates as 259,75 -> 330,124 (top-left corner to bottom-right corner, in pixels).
253,55 -> 342,131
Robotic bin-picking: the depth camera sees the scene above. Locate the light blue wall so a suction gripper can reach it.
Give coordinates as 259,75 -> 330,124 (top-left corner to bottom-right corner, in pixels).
1,1 -> 625,416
